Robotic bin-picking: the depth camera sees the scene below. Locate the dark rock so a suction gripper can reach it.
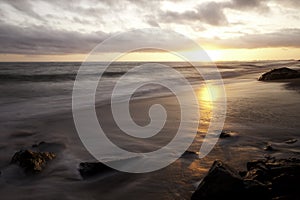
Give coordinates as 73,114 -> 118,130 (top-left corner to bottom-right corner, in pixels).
284,139 -> 297,144
264,143 -> 274,151
192,158 -> 300,200
220,131 -> 231,138
243,180 -> 271,199
181,150 -> 198,158
11,150 -> 56,173
244,167 -> 270,184
79,162 -> 116,178
272,173 -> 300,197
258,67 -> 300,81
191,160 -> 245,200
246,159 -> 269,171
239,170 -> 247,177
246,158 -> 300,198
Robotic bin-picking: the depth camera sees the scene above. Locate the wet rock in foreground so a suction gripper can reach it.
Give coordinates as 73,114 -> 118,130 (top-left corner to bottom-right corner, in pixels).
11,150 -> 56,173
191,160 -> 270,200
192,158 -> 300,200
258,67 -> 300,81
79,162 -> 117,178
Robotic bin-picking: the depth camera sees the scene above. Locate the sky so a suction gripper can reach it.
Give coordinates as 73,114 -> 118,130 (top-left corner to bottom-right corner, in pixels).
0,0 -> 299,61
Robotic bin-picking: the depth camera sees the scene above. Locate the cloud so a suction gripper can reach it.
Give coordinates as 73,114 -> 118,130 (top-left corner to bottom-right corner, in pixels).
225,0 -> 270,12
0,0 -> 299,56
229,0 -> 266,8
274,0 -> 300,8
0,22 -> 107,54
0,22 -> 195,55
1,0 -> 43,19
208,29 -> 300,48
159,2 -> 228,26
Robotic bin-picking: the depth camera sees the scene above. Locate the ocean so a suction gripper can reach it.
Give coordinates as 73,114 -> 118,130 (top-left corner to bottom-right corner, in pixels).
1,60 -> 298,126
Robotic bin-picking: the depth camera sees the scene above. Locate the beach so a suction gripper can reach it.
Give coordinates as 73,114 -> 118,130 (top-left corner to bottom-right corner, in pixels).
0,61 -> 300,199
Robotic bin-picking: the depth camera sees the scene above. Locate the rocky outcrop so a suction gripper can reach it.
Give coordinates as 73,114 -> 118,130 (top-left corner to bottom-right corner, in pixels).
192,158 -> 300,200
245,158 -> 300,199
258,67 -> 300,81
191,160 -> 270,200
79,162 -> 116,178
11,150 -> 56,173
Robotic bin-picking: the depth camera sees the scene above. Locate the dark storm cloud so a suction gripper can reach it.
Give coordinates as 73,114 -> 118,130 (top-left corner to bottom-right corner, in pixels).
210,29 -> 300,48
0,22 -> 194,54
159,2 -> 228,26
0,22 -> 107,54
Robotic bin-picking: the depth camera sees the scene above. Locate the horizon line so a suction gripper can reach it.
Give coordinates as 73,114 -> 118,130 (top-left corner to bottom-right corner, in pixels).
0,59 -> 298,63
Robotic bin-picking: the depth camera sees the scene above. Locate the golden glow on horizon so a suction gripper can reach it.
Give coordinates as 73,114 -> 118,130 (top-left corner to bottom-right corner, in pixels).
0,47 -> 299,62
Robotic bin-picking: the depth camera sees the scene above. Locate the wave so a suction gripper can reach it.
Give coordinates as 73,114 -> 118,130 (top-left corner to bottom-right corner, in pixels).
0,71 -> 127,82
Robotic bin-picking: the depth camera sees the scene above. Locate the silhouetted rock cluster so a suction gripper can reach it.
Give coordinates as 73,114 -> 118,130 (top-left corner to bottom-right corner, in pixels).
258,67 -> 300,81
79,162 -> 116,178
11,150 -> 56,173
192,158 -> 300,200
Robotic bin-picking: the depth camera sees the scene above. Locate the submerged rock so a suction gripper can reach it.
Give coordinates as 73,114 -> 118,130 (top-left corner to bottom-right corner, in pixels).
181,150 -> 199,159
11,150 -> 56,173
220,131 -> 231,138
264,143 -> 274,151
258,67 -> 300,81
285,139 -> 297,144
79,162 -> 116,178
192,158 -> 300,199
191,160 -> 271,199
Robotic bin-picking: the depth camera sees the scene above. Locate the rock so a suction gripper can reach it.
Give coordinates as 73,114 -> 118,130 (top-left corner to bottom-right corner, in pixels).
284,139 -> 297,144
246,158 -> 300,198
258,67 -> 300,81
244,166 -> 270,184
79,162 -> 116,178
220,131 -> 231,138
192,158 -> 300,200
11,150 -> 56,173
243,180 -> 271,199
264,143 -> 274,151
191,160 -> 245,200
181,150 -> 198,158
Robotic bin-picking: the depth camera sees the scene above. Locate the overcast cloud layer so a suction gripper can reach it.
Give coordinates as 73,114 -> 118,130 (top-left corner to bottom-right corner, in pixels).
0,0 -> 299,55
